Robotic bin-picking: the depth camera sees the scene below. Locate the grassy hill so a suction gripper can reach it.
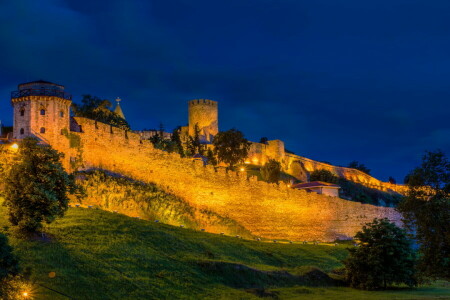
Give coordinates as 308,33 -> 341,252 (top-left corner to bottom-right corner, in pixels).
1,203 -> 449,299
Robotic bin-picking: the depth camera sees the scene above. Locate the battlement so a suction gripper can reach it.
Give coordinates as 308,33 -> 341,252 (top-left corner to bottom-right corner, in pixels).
188,99 -> 217,106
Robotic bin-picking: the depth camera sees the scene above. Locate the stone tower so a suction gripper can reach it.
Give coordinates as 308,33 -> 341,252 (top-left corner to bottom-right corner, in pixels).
188,99 -> 218,142
11,80 -> 72,146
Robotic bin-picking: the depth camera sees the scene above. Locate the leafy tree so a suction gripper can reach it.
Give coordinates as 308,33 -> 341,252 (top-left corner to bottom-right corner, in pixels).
206,149 -> 217,166
72,95 -> 130,130
344,218 -> 417,290
186,123 -> 205,156
3,138 -> 77,233
0,233 -> 21,299
309,169 -> 339,183
348,161 -> 371,175
261,159 -> 281,183
259,137 -> 268,144
397,150 -> 450,280
213,129 -> 251,171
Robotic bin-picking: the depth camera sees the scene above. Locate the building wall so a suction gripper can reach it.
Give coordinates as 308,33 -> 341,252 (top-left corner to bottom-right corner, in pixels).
188,99 -> 218,142
48,118 -> 402,242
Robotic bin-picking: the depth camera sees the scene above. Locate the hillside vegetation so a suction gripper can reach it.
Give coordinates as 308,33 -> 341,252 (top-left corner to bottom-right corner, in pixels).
75,170 -> 252,237
1,201 -> 448,299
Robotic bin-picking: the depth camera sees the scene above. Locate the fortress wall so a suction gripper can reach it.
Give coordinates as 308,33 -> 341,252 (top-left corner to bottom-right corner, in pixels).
59,119 -> 402,241
248,142 -> 406,194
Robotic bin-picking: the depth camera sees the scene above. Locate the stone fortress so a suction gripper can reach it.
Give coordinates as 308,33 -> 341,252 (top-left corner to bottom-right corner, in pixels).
2,80 -> 403,241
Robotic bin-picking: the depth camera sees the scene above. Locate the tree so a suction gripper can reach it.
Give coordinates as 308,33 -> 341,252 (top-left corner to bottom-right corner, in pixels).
206,149 -> 217,166
3,138 -> 77,233
213,129 -> 251,170
309,169 -> 339,184
72,95 -> 130,130
261,159 -> 281,183
171,126 -> 185,157
344,218 -> 417,290
348,161 -> 371,175
0,233 -> 21,299
388,176 -> 396,184
186,123 -> 205,156
397,150 -> 450,280
259,137 -> 268,144
0,233 -> 20,282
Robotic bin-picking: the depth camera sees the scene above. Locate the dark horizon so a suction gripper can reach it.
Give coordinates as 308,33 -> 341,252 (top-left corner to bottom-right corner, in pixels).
1,0 -> 449,182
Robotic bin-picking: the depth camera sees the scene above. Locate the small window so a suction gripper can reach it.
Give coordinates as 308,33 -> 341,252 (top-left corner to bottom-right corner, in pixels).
40,127 -> 45,134
20,109 -> 25,116
20,128 -> 24,135
40,109 -> 46,116
60,111 -> 64,118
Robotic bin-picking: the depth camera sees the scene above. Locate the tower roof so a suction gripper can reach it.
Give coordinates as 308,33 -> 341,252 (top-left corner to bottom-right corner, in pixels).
114,97 -> 125,119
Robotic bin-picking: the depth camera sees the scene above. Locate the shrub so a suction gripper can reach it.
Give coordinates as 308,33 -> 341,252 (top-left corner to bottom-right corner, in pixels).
344,218 -> 417,290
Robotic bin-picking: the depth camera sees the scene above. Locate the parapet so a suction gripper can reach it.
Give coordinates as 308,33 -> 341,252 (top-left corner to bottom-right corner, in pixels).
188,99 -> 217,106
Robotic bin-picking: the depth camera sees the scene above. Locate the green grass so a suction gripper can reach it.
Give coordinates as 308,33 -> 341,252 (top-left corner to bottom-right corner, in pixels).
0,202 -> 449,299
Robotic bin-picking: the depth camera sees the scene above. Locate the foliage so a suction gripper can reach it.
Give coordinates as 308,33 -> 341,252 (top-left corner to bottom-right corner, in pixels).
309,169 -> 339,183
397,150 -> 450,280
344,218 -> 417,290
213,129 -> 251,170
171,126 -> 185,157
186,123 -> 205,156
76,170 -> 248,235
260,159 -> 281,183
388,176 -> 397,184
338,178 -> 403,206
72,95 -> 130,130
2,138 -> 77,233
0,233 -> 21,300
259,137 -> 268,144
0,233 -> 20,281
348,161 -> 371,175
310,169 -> 403,206
205,149 -> 217,166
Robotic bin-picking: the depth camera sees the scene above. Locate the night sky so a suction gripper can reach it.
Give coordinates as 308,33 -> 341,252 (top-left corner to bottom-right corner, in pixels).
1,0 -> 449,182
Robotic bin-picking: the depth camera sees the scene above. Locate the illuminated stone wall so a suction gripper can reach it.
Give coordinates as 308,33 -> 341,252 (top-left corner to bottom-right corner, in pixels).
59,117 -> 402,241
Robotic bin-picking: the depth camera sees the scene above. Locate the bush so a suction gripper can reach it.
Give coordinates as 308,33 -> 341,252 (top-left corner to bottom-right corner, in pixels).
344,218 -> 417,290
261,159 -> 281,183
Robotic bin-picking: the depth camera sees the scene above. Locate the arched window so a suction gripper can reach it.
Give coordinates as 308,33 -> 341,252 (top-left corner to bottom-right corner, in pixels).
20,108 -> 25,116
20,128 -> 24,135
40,109 -> 46,116
40,127 -> 45,134
60,111 -> 64,118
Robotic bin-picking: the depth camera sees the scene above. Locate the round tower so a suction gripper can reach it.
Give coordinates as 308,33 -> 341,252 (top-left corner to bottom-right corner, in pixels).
11,80 -> 72,146
188,99 -> 218,142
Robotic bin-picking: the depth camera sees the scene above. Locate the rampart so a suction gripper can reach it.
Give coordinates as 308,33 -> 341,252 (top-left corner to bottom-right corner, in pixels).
248,141 -> 406,194
57,117 -> 402,242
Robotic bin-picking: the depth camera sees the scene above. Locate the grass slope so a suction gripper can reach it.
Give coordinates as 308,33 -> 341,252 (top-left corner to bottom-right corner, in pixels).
0,203 -> 449,299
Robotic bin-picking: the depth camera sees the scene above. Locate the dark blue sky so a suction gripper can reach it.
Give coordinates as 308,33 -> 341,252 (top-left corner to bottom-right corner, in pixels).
1,0 -> 449,182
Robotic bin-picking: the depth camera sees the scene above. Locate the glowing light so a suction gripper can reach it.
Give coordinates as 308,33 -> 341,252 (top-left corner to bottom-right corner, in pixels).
239,167 -> 245,172
10,143 -> 19,150
252,157 -> 258,163
22,292 -> 29,297
287,184 -> 291,188
244,160 -> 250,164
